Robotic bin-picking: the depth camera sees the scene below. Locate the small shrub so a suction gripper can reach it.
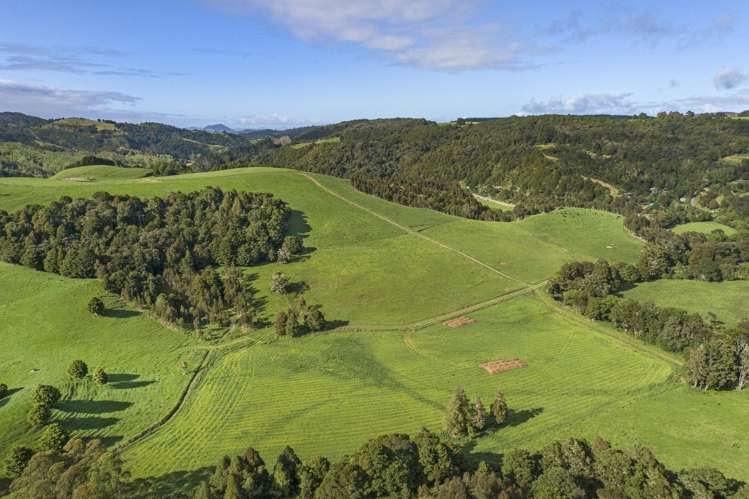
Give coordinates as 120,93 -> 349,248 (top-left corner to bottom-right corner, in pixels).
87,297 -> 105,315
93,367 -> 108,385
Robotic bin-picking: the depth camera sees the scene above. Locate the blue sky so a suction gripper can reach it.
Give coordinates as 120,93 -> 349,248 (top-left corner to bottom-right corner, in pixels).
1,0 -> 748,128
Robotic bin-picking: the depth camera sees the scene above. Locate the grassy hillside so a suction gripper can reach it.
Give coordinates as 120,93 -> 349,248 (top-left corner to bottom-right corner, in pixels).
1,166 -> 747,490
672,221 -> 738,235
623,280 -> 749,326
52,165 -> 153,181
0,263 -> 200,461
124,294 -> 749,482
0,168 -> 641,326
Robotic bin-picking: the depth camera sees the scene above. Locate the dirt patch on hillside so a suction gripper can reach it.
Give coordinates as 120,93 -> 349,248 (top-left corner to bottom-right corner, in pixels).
480,358 -> 526,374
443,316 -> 475,328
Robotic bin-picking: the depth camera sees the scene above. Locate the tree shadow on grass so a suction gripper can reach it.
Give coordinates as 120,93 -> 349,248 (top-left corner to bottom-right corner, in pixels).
57,400 -> 133,414
107,373 -> 156,390
108,373 -> 139,383
62,416 -> 119,431
129,467 -> 213,499
503,407 -> 544,429
100,308 -> 141,319
0,387 -> 23,408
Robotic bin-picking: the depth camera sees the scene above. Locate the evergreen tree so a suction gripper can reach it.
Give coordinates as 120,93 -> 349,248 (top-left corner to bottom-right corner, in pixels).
275,311 -> 288,337
33,385 -> 61,407
93,367 -> 108,385
39,423 -> 69,452
67,359 -> 89,379
273,446 -> 302,497
443,388 -> 472,438
286,309 -> 299,337
470,397 -> 488,435
27,403 -> 52,427
491,391 -> 509,425
0,382 -> 7,399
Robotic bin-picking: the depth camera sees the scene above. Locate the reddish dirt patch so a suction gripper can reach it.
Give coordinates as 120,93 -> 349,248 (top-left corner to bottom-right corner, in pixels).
443,316 -> 475,328
480,358 -> 527,374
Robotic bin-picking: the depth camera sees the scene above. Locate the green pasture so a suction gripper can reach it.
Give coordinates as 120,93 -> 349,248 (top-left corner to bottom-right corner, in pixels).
0,263 -> 199,464
672,221 -> 738,236
52,165 -> 153,181
124,294 -> 749,484
623,279 -> 749,327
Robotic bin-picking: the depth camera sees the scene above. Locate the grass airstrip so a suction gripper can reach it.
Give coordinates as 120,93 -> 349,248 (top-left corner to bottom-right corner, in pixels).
0,166 -> 747,489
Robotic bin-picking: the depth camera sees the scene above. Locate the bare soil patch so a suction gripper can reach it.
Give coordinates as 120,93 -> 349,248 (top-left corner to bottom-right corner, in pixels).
443,316 -> 475,328
480,358 -> 526,374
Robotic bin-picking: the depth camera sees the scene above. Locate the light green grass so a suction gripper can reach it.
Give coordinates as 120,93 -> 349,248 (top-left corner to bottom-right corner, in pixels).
623,279 -> 749,326
52,165 -> 153,181
0,168 -> 640,324
124,294 -> 749,481
672,221 -> 738,236
0,263 -> 199,463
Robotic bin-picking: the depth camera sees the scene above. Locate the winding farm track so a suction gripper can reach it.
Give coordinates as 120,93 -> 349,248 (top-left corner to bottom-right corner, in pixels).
298,172 -> 528,286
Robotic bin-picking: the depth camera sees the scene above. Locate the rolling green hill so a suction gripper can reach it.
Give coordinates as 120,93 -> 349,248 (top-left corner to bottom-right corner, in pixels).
52,165 -> 153,181
2,166 -> 747,491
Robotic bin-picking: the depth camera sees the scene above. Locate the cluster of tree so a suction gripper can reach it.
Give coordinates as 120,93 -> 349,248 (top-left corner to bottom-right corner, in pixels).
351,173 -> 507,221
64,155 -> 120,169
4,427 -> 747,497
275,296 -> 327,337
443,389 -> 509,438
192,431 -> 748,499
635,230 -> 749,282
4,437 -> 127,498
549,260 -> 749,390
0,188 -> 299,329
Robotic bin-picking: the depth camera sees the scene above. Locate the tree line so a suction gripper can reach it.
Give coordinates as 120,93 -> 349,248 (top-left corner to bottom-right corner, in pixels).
549,259 -> 749,391
0,188 -> 301,330
5,429 -> 747,498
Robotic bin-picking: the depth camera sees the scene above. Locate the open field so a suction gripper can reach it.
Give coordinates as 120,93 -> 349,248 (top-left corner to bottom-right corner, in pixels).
672,221 -> 738,236
6,165 -> 746,491
52,164 -> 153,181
0,167 -> 641,325
123,293 -> 749,483
623,279 -> 749,326
0,263 -> 200,463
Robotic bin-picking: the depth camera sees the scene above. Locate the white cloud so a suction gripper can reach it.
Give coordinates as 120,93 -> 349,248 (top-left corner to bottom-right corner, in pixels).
208,0 -> 532,71
714,68 -> 747,91
522,90 -> 749,116
0,79 -> 140,118
522,93 -> 638,115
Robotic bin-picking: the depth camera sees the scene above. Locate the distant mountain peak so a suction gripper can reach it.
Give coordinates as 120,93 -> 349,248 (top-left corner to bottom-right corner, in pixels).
202,123 -> 235,133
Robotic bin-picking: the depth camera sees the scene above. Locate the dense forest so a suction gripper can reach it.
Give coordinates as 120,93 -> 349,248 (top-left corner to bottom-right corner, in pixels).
4,430 -> 747,498
0,188 -> 300,329
256,114 -> 749,225
3,112 -> 749,227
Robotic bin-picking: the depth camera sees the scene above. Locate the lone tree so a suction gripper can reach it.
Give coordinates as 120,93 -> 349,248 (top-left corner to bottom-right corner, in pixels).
491,392 -> 509,425
0,382 -> 7,399
33,385 -> 61,407
271,272 -> 289,295
4,446 -> 33,478
93,367 -> 108,385
40,423 -> 69,452
68,360 -> 89,379
87,297 -> 105,315
443,388 -> 472,438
